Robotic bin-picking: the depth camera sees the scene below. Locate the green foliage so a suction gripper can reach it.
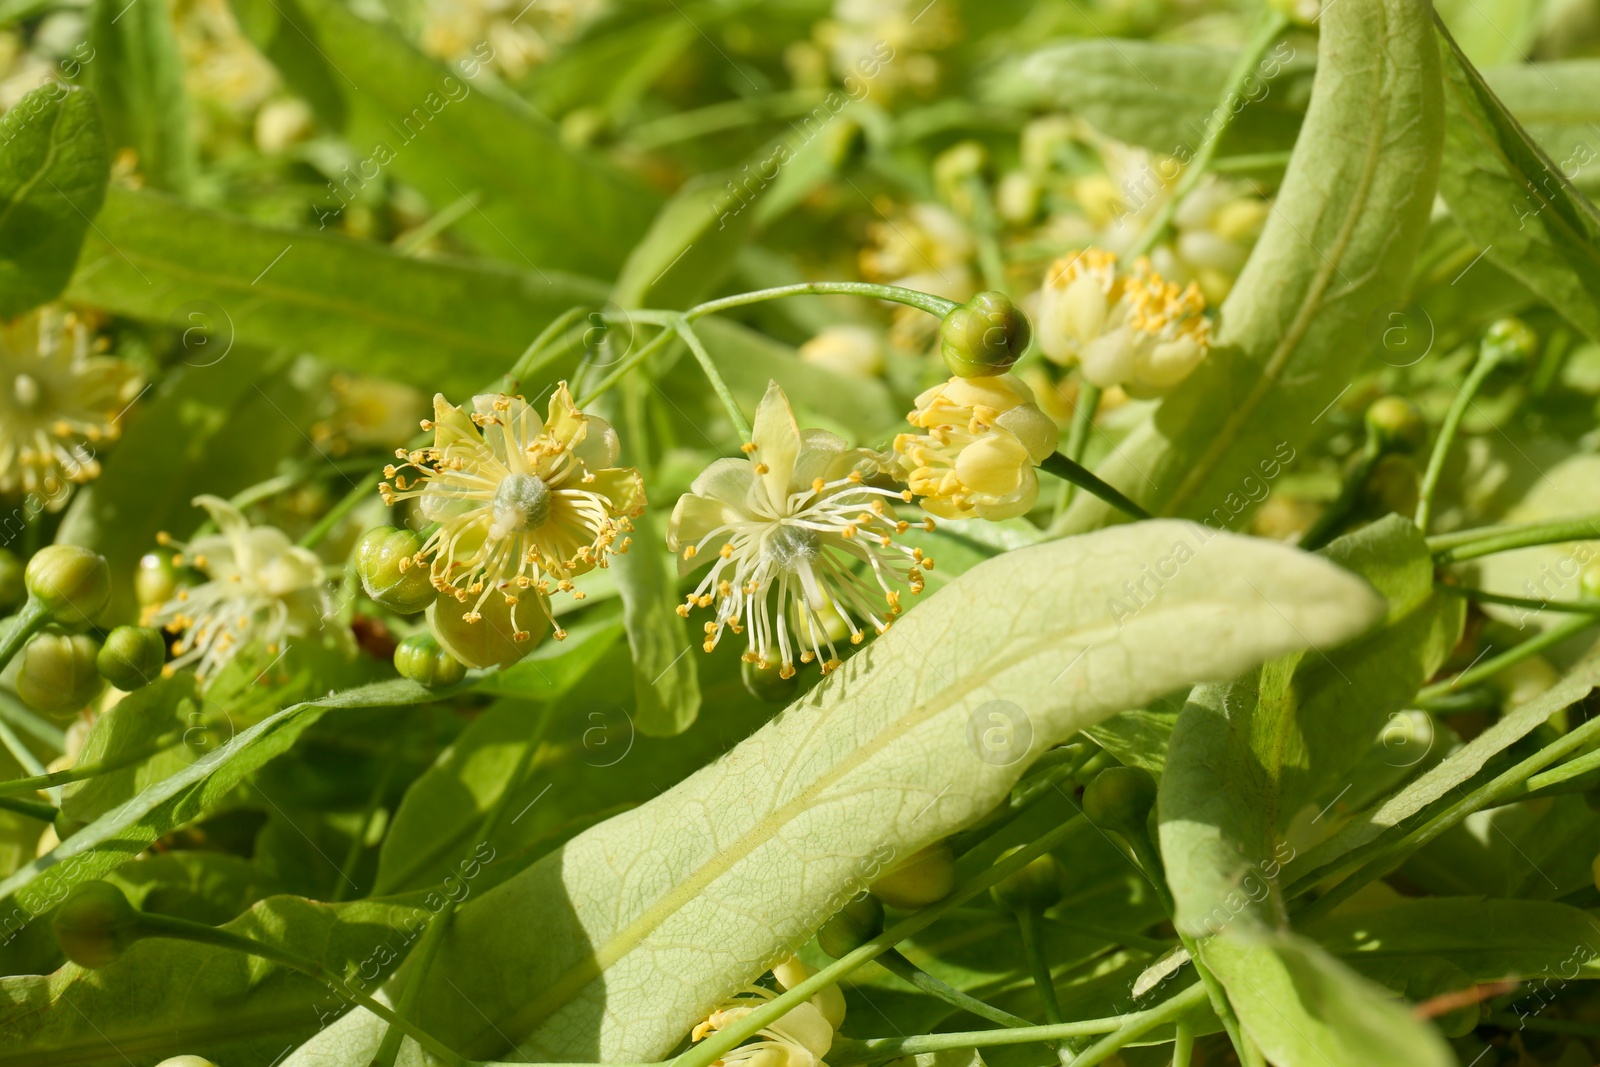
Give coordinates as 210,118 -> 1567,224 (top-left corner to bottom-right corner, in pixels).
0,85 -> 107,318
85,0 -> 193,192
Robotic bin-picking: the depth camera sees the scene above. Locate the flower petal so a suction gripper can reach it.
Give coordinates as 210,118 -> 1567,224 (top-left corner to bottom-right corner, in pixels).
750,381 -> 803,507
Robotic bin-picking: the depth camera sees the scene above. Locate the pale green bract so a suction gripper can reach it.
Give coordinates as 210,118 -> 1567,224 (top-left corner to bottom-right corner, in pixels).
284,520 -> 1383,1064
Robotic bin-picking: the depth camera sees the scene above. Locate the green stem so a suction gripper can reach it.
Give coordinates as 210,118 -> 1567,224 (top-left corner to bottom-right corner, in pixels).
675,321 -> 753,442
1416,348 -> 1499,533
0,794 -> 56,821
686,282 -> 959,321
0,600 -> 49,676
1431,512 -> 1600,564
831,986 -> 1206,1065
1066,983 -> 1210,1067
575,324 -> 680,407
0,729 -> 183,799
1123,9 -> 1290,261
1171,1019 -> 1194,1067
1052,383 -> 1104,525
670,818 -> 1088,1067
134,912 -> 469,1067
1300,447 -> 1380,552
1039,452 -> 1151,521
1434,583 -> 1600,616
1417,614 -> 1594,705
1293,709 -> 1600,924
877,948 -> 1034,1030
299,468 -> 384,549
1016,909 -> 1074,1062
500,305 -> 593,394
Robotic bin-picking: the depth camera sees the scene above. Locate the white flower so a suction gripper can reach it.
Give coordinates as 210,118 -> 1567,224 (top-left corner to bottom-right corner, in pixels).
893,374 -> 1059,521
691,957 -> 846,1067
667,382 -> 930,676
1034,248 -> 1211,397
380,384 -> 644,643
0,306 -> 142,510
144,496 -> 335,682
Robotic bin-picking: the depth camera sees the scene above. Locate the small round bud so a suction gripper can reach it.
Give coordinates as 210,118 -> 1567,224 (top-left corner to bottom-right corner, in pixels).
156,1058 -> 220,1067
53,880 -> 141,969
135,552 -> 177,607
355,527 -> 435,614
1481,317 -> 1538,368
0,548 -> 23,610
1082,766 -> 1158,839
97,626 -> 167,691
742,657 -> 798,705
25,545 -> 110,623
1363,396 -> 1426,456
818,893 -> 884,958
17,629 -> 103,713
393,632 -> 467,687
1582,563 -> 1600,600
871,841 -> 957,911
989,845 -> 1063,912
426,588 -> 545,670
941,292 -> 1032,378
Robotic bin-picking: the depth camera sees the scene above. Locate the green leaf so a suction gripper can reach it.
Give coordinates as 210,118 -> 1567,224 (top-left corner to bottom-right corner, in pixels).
1289,651 -> 1600,879
1437,0 -> 1548,68
1158,516 -> 1462,936
1436,22 -> 1600,342
227,0 -> 658,276
1315,896 -> 1600,981
612,172 -> 758,311
284,521 -> 1383,1063
86,0 -> 193,192
613,507 -> 701,738
0,85 -> 108,318
1484,61 -> 1600,191
0,892 -> 431,1066
64,187 -> 606,393
1203,930 -> 1453,1067
1061,0 -> 1444,529
60,674 -> 199,824
981,38 -> 1311,157
0,680 -> 446,926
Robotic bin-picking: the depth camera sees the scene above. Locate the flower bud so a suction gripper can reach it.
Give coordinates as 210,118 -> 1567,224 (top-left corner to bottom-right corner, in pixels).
135,552 -> 177,607
53,880 -> 142,969
0,548 -> 23,610
355,527 -> 435,614
1582,563 -> 1600,600
426,586 -> 546,670
1363,396 -> 1426,456
1081,766 -> 1158,839
393,631 -> 467,687
818,893 -> 884,958
989,845 -> 1063,912
1481,317 -> 1538,368
155,1058 -> 220,1067
25,545 -> 110,623
17,629 -> 103,713
742,657 -> 798,705
871,841 -> 957,911
97,626 -> 167,691
941,292 -> 1032,378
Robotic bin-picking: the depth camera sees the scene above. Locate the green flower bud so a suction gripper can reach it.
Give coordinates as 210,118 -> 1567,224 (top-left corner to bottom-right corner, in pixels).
0,548 -> 23,610
97,626 -> 167,691
818,893 -> 884,958
1582,563 -> 1600,600
742,657 -> 798,705
426,586 -> 546,670
1363,396 -> 1426,456
871,841 -> 957,911
355,527 -> 436,614
1481,317 -> 1538,368
53,880 -> 142,969
393,631 -> 467,687
1081,766 -> 1158,839
135,552 -> 177,607
155,1058 -> 219,1067
988,845 -> 1063,912
941,292 -> 1032,378
17,629 -> 103,713
25,545 -> 110,624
